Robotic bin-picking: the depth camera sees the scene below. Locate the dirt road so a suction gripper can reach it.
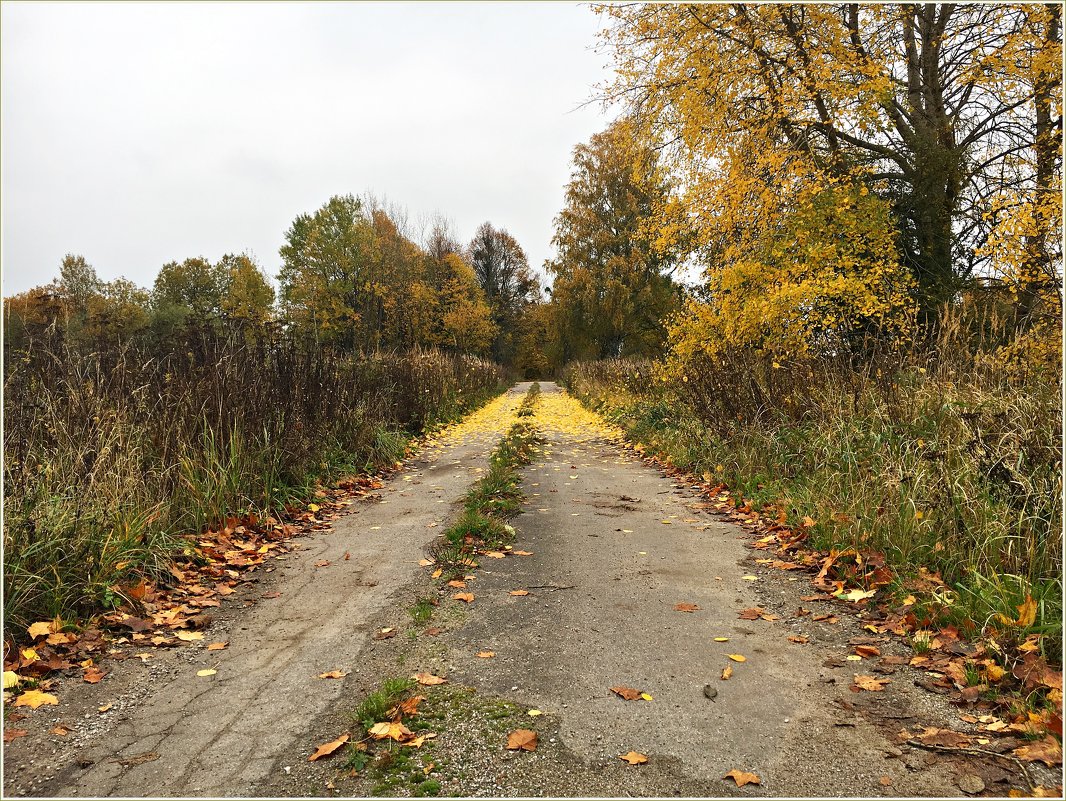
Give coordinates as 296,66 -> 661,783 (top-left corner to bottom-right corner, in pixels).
4,383 -> 1032,797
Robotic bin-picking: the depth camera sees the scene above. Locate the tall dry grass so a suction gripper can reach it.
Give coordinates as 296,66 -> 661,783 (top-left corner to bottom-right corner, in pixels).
564,301 -> 1062,646
3,327 -> 506,630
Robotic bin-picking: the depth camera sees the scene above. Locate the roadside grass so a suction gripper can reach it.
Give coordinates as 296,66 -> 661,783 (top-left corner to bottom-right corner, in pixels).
563,349 -> 1062,660
432,384 -> 541,573
3,334 -> 508,635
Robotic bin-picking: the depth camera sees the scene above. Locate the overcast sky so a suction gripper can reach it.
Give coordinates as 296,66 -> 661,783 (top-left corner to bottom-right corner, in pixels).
1,1 -> 613,295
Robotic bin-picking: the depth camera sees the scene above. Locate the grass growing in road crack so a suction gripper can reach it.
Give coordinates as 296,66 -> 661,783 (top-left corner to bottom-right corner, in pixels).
432,383 -> 541,572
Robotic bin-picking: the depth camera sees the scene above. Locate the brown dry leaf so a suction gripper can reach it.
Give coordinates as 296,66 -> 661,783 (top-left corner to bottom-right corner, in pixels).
1014,736 -> 1062,767
812,614 -> 839,623
853,675 -> 890,692
27,621 -> 53,639
175,631 -> 203,642
13,690 -> 59,709
619,751 -> 648,765
82,668 -> 106,684
418,558 -> 434,567
423,627 -> 443,636
318,670 -> 348,679
4,729 -> 28,742
723,769 -> 761,787
206,642 -> 228,651
674,603 -> 700,613
727,654 -> 746,662
308,732 -> 350,761
509,590 -> 530,596
391,695 -> 425,718
431,568 -> 443,579
476,651 -> 496,659
512,550 -> 533,556
854,645 -> 881,659
610,686 -> 642,701
484,551 -> 506,559
506,729 -> 538,751
262,591 -> 282,599
413,673 -> 447,686
452,592 -> 475,603
374,628 -> 397,640
721,665 -> 733,680
50,725 -> 70,736
314,560 -> 331,568
738,607 -> 764,620
447,580 -> 467,589
787,635 -> 809,644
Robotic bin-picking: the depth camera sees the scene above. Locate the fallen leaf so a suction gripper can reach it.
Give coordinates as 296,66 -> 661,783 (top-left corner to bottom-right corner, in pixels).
431,568 -> 443,579
98,702 -> 113,712
262,591 -> 282,599
640,692 -> 653,701
447,580 -> 467,589
196,669 -> 217,677
50,725 -> 70,736
787,635 -> 809,644
318,670 -> 348,679
484,551 -> 506,559
27,621 -> 53,639
374,628 -> 397,640
723,769 -> 761,787
369,721 -> 414,741
619,751 -> 648,765
413,673 -> 447,686
506,729 -> 538,751
314,560 -> 331,568
509,590 -> 530,596
206,642 -> 228,651
13,690 -> 58,709
727,654 -> 746,662
3,729 -> 28,742
476,651 -> 496,659
852,675 -> 890,692
308,733 -> 350,761
721,666 -> 733,680
742,575 -> 759,581
512,550 -> 533,556
839,587 -> 877,602
82,668 -> 106,684
610,686 -> 642,700
3,671 -> 21,689
1014,736 -> 1062,767
452,592 -> 475,603
419,559 -> 434,567
674,603 -> 700,613
713,637 -> 729,642
738,607 -> 764,620
175,631 -> 203,642
1015,595 -> 1037,628
527,709 -> 543,717
855,645 -> 881,658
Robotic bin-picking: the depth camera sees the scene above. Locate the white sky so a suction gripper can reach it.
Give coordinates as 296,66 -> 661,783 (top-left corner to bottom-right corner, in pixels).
1,1 -> 613,295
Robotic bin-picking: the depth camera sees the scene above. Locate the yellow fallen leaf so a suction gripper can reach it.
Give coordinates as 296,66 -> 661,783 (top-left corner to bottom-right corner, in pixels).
640,692 -> 653,701
369,721 -> 414,741
452,592 -> 475,603
742,575 -> 758,581
727,654 -> 746,662
713,637 -> 729,642
476,651 -> 496,659
721,665 -> 733,680
318,670 -> 348,679
13,690 -> 58,709
619,751 -> 648,765
206,642 -> 228,651
175,631 -> 203,642
412,673 -> 447,685
527,709 -> 543,717
98,702 -> 113,712
196,669 -> 217,677
27,621 -> 53,639
3,671 -> 22,689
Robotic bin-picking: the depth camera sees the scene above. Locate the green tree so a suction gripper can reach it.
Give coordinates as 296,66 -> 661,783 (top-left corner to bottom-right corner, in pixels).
467,223 -> 538,364
545,118 -> 686,363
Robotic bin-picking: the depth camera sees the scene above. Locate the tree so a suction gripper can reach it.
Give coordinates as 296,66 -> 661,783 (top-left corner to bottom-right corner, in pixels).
218,254 -> 275,331
598,3 -> 1062,324
545,118 -> 686,363
435,252 -> 496,354
278,195 -> 378,349
467,223 -> 539,363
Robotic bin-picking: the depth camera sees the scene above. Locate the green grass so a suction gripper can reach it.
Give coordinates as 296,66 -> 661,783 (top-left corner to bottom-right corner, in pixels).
408,597 -> 436,626
432,384 -> 540,571
351,676 -> 418,731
